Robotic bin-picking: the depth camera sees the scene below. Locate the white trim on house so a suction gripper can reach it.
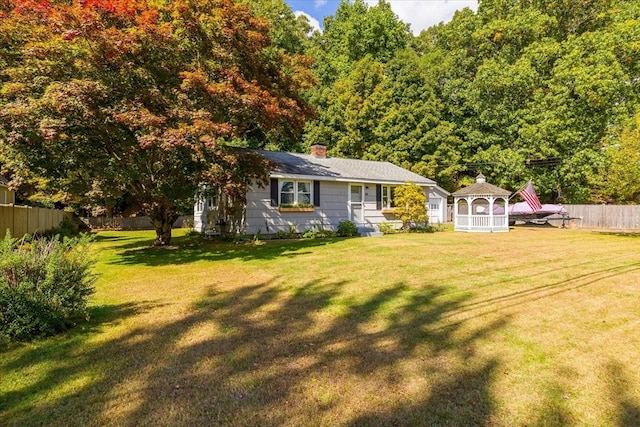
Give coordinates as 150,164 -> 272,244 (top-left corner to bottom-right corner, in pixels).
381,185 -> 396,210
427,185 -> 449,224
348,183 -> 365,224
279,179 -> 313,206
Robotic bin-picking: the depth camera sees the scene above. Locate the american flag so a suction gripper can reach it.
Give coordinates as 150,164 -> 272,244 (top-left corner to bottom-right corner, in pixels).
519,181 -> 542,212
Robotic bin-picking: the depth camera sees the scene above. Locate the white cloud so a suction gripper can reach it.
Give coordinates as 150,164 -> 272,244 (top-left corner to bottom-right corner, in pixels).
315,0 -> 328,7
294,10 -> 322,34
364,0 -> 478,34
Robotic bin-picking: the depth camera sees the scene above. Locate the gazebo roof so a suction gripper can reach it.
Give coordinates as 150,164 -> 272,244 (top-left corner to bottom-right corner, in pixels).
452,174 -> 511,197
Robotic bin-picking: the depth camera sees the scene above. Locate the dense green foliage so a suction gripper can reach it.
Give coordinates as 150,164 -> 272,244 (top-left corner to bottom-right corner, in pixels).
303,0 -> 640,203
0,232 -> 96,342
596,112 -> 640,203
420,0 -> 640,202
337,220 -> 358,237
392,182 -> 428,229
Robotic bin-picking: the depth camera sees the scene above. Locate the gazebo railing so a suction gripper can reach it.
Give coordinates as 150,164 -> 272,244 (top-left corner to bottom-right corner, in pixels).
491,215 -> 508,228
455,214 -> 508,230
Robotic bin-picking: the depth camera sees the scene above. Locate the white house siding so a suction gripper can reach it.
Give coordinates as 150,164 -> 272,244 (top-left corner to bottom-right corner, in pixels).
363,185 -> 432,230
193,200 -> 207,233
245,181 -> 349,234
363,185 -> 402,229
200,182 -> 441,235
427,187 -> 448,224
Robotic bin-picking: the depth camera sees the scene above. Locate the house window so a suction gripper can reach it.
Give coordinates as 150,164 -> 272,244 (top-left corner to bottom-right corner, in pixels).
381,185 -> 396,210
196,186 -> 220,212
206,193 -> 218,210
280,180 -> 312,205
429,203 -> 439,211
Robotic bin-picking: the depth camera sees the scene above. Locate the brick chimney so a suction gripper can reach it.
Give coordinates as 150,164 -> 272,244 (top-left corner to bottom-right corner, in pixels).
310,144 -> 327,158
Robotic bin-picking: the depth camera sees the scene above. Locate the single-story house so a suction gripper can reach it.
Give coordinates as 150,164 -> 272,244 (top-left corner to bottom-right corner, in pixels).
194,145 -> 449,235
0,176 -> 15,205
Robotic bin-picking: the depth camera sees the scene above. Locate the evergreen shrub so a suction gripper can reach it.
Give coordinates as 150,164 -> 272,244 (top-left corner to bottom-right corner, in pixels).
337,220 -> 358,237
0,232 -> 96,342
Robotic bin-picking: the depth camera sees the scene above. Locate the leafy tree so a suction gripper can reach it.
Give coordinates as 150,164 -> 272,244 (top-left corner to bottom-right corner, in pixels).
328,55 -> 386,158
239,0 -> 312,55
0,0 -> 313,245
309,0 -> 410,85
419,0 -> 640,201
303,0 -> 411,156
392,181 -> 427,230
596,113 -> 640,203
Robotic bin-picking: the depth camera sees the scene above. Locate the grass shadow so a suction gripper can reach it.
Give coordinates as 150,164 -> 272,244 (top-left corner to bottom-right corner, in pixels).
607,361 -> 640,427
347,359 -> 499,426
108,235 -> 347,266
0,301 -> 162,417
596,231 -> 640,237
0,277 -> 507,426
5,230 -> 637,425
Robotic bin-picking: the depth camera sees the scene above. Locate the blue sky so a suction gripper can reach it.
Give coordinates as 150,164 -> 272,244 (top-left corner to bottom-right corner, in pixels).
284,0 -> 478,35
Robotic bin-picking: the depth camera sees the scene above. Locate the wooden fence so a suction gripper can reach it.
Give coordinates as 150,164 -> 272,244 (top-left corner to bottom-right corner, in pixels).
0,205 -> 66,238
563,205 -> 640,229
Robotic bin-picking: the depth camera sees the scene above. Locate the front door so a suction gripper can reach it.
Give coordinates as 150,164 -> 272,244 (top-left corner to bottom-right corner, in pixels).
349,184 -> 364,224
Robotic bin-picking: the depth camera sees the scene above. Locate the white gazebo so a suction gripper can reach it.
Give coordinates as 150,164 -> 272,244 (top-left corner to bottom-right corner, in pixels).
452,174 -> 511,232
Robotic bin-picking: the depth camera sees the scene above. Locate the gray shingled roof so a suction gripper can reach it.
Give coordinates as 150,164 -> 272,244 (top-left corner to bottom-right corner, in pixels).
0,176 -> 8,186
452,181 -> 511,197
257,150 -> 436,186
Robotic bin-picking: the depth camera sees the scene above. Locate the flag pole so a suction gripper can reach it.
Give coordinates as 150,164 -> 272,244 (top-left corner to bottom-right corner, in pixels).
509,181 -> 529,200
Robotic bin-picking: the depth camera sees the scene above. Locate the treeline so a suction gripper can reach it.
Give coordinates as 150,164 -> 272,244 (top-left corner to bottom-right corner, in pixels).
246,0 -> 640,203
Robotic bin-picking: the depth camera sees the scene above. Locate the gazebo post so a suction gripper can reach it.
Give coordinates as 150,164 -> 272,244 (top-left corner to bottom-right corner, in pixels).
464,197 -> 468,231
488,195 -> 493,230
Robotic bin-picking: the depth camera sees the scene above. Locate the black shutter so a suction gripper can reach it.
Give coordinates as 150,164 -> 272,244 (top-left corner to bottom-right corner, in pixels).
313,180 -> 320,206
270,178 -> 278,206
376,184 -> 382,210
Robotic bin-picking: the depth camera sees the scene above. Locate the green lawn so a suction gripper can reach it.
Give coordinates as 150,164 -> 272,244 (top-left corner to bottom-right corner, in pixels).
1,228 -> 639,426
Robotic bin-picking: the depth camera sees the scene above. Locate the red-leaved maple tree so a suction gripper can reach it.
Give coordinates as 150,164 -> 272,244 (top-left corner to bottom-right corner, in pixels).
0,0 -> 314,245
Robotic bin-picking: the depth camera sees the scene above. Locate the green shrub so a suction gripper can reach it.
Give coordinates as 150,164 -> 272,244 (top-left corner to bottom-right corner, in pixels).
272,230 -> 290,240
393,181 -> 428,230
40,215 -> 79,239
302,229 -> 337,239
337,220 -> 358,237
302,229 -> 316,239
408,225 -> 435,233
0,232 -> 97,342
271,224 -> 298,240
378,222 -> 397,234
302,221 -> 337,239
318,229 -> 337,238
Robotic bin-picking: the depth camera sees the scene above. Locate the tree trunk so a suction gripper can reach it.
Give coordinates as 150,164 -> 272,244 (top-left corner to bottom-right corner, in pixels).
149,202 -> 179,246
